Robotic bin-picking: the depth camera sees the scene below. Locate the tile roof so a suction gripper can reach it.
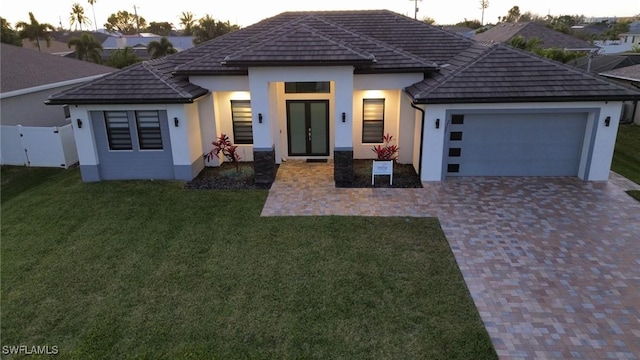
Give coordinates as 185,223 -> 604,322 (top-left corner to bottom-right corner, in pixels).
46,10 -> 640,105
405,43 -> 640,104
572,54 -> 640,73
474,22 -> 599,50
599,64 -> 640,82
45,58 -> 208,104
0,43 -> 115,93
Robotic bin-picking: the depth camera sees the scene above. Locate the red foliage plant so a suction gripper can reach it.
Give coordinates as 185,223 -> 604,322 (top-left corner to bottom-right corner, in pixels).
205,133 -> 242,171
372,133 -> 399,160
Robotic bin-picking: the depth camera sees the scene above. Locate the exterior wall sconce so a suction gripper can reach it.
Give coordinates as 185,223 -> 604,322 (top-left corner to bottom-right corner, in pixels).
435,118 -> 440,129
341,112 -> 346,122
604,116 -> 611,127
258,113 -> 263,123
76,119 -> 83,128
174,117 -> 179,127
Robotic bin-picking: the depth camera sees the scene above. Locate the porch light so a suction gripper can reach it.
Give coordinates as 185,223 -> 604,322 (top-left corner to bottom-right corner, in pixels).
174,117 -> 179,127
76,119 -> 82,128
604,116 -> 611,127
258,113 -> 263,123
435,118 -> 440,129
342,112 -> 346,122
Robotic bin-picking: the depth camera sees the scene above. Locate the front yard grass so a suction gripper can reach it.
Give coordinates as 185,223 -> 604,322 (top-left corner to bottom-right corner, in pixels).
1,168 -> 496,359
612,124 -> 640,201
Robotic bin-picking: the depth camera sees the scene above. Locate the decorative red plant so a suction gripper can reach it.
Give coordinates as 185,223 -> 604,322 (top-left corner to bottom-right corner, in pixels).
372,133 -> 399,160
205,133 -> 242,171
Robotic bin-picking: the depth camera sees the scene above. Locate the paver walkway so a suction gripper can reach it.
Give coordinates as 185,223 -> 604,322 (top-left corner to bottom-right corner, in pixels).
262,160 -> 640,359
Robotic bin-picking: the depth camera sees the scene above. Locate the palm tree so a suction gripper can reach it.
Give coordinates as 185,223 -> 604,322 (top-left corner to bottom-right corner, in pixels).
88,0 -> 98,31
479,0 -> 489,26
70,3 -> 91,31
68,33 -> 103,63
15,12 -> 55,51
179,11 -> 195,36
147,37 -> 177,59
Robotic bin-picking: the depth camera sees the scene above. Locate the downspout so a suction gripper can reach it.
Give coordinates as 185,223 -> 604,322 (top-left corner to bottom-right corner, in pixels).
409,101 -> 426,178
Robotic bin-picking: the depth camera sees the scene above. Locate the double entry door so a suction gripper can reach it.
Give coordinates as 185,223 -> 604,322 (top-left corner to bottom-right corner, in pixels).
286,100 -> 329,156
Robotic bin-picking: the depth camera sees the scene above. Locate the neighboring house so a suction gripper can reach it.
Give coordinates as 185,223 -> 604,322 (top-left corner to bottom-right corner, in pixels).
74,34 -> 197,62
1,44 -> 115,166
473,22 -> 599,51
22,31 -> 111,56
599,64 -> 640,124
46,10 -> 640,184
572,53 -> 640,73
441,26 -> 475,38
102,34 -> 195,51
619,22 -> 640,49
596,22 -> 640,54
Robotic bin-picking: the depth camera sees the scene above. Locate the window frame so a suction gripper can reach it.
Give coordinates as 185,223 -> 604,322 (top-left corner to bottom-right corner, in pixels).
230,100 -> 253,145
135,110 -> 163,150
104,111 -> 133,151
362,98 -> 385,144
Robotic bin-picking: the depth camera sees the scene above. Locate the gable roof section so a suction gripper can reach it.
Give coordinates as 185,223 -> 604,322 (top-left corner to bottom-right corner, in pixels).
176,13 -> 439,74
221,23 -> 377,66
0,43 -> 115,93
406,43 -> 640,104
474,22 -> 598,50
45,58 -> 208,105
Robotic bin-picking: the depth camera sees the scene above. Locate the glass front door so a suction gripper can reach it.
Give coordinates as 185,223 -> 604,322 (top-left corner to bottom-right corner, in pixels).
286,100 -> 329,156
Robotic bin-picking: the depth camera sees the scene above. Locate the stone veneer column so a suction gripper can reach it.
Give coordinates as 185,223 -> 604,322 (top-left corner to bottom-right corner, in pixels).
334,147 -> 354,187
253,147 -> 276,184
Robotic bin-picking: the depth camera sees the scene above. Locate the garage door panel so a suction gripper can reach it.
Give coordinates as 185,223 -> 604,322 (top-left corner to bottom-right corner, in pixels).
446,113 -> 587,177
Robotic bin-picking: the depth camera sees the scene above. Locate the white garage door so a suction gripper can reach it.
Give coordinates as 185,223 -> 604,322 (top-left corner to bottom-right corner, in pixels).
445,112 -> 588,177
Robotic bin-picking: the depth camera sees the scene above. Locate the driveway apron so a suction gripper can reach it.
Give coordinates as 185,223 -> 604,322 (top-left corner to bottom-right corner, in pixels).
262,161 -> 640,359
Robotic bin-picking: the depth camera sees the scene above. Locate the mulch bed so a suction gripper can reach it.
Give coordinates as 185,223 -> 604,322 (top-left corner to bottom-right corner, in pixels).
340,159 -> 423,189
184,162 -> 275,190
184,160 -> 422,190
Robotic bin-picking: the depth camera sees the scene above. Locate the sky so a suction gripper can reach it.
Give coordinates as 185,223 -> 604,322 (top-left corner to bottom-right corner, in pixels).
2,0 -> 638,30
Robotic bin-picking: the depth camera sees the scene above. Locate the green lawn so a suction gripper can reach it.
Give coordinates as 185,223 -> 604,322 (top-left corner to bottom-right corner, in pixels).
612,124 -> 640,201
1,167 -> 496,359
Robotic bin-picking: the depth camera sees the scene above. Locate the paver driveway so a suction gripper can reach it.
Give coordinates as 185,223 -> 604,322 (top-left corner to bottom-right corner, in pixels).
262,161 -> 640,359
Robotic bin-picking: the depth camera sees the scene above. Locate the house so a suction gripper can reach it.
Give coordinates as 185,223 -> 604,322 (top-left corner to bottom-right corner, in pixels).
619,22 -> 640,49
474,22 -> 599,52
97,34 -> 195,61
572,53 -> 640,73
22,31 -> 111,56
599,64 -> 640,124
1,43 -> 115,166
45,10 -> 640,184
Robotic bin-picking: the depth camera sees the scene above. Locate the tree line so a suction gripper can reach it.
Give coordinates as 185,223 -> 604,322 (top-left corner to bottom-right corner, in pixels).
1,4 -> 241,68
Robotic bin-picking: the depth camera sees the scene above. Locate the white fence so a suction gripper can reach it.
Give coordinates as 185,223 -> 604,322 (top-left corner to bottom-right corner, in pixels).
1,124 -> 78,168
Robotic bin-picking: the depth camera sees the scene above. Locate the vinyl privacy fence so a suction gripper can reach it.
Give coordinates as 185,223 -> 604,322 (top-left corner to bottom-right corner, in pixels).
1,124 -> 78,168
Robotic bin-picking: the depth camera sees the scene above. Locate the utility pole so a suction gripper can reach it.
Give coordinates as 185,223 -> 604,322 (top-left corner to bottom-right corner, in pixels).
133,5 -> 140,34
409,0 -> 422,20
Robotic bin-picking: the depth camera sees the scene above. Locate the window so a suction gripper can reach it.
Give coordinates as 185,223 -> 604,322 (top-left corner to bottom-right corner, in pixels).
362,98 -> 385,143
284,82 -> 330,93
231,100 -> 253,144
136,111 -> 162,150
447,164 -> 460,173
63,105 -> 70,119
450,131 -> 463,141
451,115 -> 464,125
105,111 -> 132,150
449,148 -> 461,157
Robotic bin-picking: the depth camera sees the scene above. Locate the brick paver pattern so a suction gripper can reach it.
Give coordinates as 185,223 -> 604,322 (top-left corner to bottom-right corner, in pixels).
262,160 -> 640,360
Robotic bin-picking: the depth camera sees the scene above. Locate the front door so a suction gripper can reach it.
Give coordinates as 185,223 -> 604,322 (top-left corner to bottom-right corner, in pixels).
286,100 -> 329,156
